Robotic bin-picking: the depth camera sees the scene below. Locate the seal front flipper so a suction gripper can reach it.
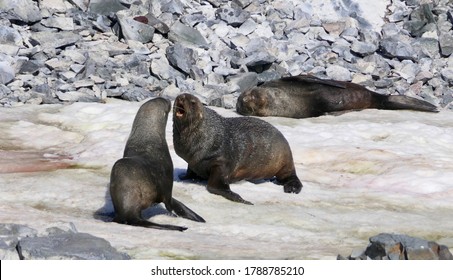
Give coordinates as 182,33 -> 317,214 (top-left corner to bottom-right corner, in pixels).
207,166 -> 253,205
279,176 -> 303,194
178,167 -> 204,181
168,198 -> 206,223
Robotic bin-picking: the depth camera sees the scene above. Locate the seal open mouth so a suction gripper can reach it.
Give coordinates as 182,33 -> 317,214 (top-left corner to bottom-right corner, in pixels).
175,107 -> 185,118
174,98 -> 186,118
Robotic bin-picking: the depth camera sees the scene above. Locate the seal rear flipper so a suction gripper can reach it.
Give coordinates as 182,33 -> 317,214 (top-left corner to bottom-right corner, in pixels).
381,95 -> 438,112
113,217 -> 187,231
170,198 -> 206,223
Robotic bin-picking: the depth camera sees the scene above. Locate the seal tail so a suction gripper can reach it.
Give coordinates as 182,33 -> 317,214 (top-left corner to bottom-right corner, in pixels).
170,198 -> 206,223
380,95 -> 438,112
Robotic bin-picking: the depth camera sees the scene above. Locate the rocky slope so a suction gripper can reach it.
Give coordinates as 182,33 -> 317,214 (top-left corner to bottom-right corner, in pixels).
1,0 -> 453,109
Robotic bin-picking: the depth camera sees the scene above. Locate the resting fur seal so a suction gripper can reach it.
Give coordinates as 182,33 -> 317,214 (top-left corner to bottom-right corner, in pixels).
173,93 -> 303,205
110,97 -> 205,231
236,75 -> 438,118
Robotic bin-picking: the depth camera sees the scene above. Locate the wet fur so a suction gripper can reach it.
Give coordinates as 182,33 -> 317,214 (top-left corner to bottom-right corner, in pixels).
236,75 -> 438,118
173,93 -> 303,205
110,97 -> 205,231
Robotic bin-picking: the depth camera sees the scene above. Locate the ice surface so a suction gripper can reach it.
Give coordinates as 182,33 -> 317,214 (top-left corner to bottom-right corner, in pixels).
0,99 -> 452,259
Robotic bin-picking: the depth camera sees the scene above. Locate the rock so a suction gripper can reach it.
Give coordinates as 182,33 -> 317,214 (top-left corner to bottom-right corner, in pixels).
41,16 -> 75,31
404,3 -> 436,37
17,231 -> 130,260
62,50 -> 87,65
168,21 -> 209,49
45,58 -> 72,71
0,0 -> 452,109
439,33 -> 453,57
367,234 -> 430,260
88,0 -> 127,15
142,13 -> 170,34
326,65 -> 352,81
0,0 -> 42,23
232,0 -> 252,9
237,19 -> 256,36
226,72 -> 258,94
441,68 -> 453,85
221,93 -> 237,109
414,37 -> 440,58
243,51 -> 276,72
160,0 -> 185,14
56,91 -> 87,102
0,240 -> 20,260
394,60 -> 420,83
322,21 -> 347,36
30,31 -> 81,49
121,86 -> 156,102
39,0 -> 68,13
0,61 -> 15,85
19,60 -> 42,74
116,11 -> 155,43
166,43 -> 198,75
161,83 -> 181,100
0,223 -> 38,241
351,40 -> 378,56
216,7 -> 250,27
379,36 -> 418,61
150,56 -> 185,82
0,26 -> 23,46
340,233 -> 453,260
0,84 -> 11,99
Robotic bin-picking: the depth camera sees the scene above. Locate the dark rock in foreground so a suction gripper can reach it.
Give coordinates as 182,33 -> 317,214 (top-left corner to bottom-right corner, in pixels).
338,233 -> 453,260
0,223 -> 130,260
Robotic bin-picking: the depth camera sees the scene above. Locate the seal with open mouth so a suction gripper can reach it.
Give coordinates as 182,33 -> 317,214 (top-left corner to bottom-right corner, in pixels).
173,93 -> 303,205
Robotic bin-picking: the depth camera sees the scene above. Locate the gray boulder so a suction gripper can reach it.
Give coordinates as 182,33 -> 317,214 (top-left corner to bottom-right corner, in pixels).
115,11 -> 155,43
216,7 -> 250,27
30,31 -> 81,49
168,21 -> 209,49
41,16 -> 75,31
88,0 -> 127,15
439,33 -> 453,57
0,26 -> 22,46
166,43 -> 198,75
339,233 -> 453,260
0,0 -> 42,23
18,231 -> 130,260
380,36 -> 418,61
0,61 -> 15,85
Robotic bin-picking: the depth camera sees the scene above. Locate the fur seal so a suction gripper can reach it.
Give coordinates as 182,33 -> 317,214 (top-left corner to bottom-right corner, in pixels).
109,97 -> 205,231
173,93 -> 303,205
236,75 -> 439,118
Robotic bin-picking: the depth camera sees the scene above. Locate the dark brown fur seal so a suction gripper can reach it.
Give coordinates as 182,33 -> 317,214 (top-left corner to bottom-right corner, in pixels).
173,93 -> 303,205
110,97 -> 205,231
236,75 -> 438,118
